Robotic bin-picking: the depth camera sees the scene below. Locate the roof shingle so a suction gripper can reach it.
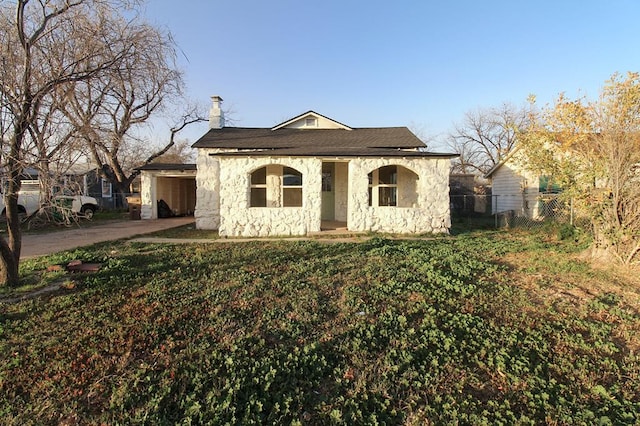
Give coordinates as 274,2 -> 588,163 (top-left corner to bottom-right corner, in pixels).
191,127 -> 427,150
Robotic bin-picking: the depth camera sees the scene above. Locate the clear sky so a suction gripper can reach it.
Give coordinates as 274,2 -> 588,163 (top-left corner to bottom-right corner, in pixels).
142,0 -> 640,149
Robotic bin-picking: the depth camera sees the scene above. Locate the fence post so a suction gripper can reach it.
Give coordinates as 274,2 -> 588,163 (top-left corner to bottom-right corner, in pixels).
570,197 -> 574,226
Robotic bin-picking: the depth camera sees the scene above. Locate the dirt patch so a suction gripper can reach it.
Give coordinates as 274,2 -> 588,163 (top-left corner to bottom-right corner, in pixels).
0,278 -> 69,304
1,260 -> 101,305
580,248 -> 640,285
500,249 -> 640,311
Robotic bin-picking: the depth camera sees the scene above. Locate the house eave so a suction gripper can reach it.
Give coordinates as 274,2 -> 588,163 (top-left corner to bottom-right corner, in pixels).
208,150 -> 458,159
135,163 -> 197,172
484,146 -> 522,179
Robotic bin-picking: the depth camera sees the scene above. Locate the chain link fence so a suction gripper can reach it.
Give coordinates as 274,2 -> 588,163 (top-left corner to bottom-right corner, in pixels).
451,194 -> 585,230
449,194 -> 495,229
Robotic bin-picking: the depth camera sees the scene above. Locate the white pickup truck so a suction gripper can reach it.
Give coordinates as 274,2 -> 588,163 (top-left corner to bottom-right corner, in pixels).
1,180 -> 100,219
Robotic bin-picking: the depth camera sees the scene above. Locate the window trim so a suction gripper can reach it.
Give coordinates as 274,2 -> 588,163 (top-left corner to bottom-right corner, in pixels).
249,165 -> 304,208
249,167 -> 268,207
368,165 -> 398,207
282,167 -> 303,207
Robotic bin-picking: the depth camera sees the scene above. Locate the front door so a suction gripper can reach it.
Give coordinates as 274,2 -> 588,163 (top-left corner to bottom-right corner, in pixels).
321,162 -> 335,220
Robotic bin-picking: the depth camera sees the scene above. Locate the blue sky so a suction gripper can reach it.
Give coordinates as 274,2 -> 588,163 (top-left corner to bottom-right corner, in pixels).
143,0 -> 640,149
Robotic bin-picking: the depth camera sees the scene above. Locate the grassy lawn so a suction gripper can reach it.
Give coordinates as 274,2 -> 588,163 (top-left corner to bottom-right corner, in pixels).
1,228 -> 639,424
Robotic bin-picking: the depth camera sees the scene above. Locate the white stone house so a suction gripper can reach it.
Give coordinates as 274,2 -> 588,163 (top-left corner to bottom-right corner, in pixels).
189,96 -> 457,237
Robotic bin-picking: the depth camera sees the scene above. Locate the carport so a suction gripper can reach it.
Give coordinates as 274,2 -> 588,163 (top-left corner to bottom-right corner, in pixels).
137,163 -> 196,219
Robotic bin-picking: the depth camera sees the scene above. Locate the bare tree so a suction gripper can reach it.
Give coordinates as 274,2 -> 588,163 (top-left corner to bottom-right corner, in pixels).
61,21 -> 205,201
23,90 -> 86,208
407,121 -> 433,148
0,0 -> 143,286
447,103 -> 532,174
151,139 -> 197,164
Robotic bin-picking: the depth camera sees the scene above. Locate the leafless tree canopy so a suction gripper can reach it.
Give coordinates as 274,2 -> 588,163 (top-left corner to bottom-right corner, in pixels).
0,0 -> 195,286
59,21 -> 205,195
447,103 -> 532,175
151,139 -> 197,164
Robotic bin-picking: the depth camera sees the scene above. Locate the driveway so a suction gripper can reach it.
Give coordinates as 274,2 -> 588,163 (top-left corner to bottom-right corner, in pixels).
20,217 -> 195,258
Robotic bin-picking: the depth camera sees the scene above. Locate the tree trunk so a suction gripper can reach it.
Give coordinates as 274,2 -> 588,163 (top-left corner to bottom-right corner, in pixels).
1,133 -> 26,286
0,236 -> 20,286
0,189 -> 22,286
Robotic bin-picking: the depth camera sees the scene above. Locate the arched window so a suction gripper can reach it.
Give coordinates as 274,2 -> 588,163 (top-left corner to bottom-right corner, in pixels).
250,167 -> 268,207
368,165 -> 397,206
250,165 -> 303,207
282,167 -> 303,207
368,165 -> 418,207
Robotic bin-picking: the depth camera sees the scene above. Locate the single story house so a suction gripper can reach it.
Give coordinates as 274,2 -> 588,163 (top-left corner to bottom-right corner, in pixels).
484,147 -> 560,219
184,96 -> 457,237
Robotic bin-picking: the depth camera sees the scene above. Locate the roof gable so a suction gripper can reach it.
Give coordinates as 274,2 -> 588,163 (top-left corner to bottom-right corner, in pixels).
190,110 -> 456,157
271,111 -> 352,130
484,146 -> 521,178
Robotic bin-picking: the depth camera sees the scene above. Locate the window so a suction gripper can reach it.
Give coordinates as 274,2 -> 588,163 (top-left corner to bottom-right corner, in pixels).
101,179 -> 112,198
20,181 -> 40,193
250,165 -> 303,207
305,117 -> 317,127
322,171 -> 332,192
282,167 -> 302,207
250,167 -> 267,207
368,165 -> 398,206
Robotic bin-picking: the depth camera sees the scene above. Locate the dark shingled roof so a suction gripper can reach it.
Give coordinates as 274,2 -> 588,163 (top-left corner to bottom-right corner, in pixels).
192,127 -> 428,150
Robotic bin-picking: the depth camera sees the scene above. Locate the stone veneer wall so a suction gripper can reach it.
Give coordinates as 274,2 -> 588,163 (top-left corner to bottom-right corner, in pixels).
397,166 -> 418,207
216,156 -> 322,237
348,158 -> 452,234
195,152 -> 452,235
194,148 -> 223,229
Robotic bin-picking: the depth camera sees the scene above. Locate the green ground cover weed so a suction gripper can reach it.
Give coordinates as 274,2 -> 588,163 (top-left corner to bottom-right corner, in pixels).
1,231 -> 638,424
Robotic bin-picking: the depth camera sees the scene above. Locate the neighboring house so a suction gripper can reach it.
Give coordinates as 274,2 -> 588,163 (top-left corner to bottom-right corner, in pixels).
55,164 -> 116,208
449,173 -> 490,215
172,96 -> 457,237
484,147 -> 559,219
449,173 -> 476,196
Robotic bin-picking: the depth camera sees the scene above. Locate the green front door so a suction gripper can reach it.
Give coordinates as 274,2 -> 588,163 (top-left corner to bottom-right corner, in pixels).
321,163 -> 335,220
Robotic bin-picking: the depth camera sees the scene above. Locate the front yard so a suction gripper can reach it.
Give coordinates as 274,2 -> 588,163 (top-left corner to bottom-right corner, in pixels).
1,229 -> 639,424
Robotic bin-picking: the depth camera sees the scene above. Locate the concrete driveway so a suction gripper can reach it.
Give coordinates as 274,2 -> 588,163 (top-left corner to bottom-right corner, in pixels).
20,217 -> 195,259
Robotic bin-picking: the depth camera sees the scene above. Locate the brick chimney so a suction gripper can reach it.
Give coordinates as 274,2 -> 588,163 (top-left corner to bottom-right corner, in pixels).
209,95 -> 225,129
